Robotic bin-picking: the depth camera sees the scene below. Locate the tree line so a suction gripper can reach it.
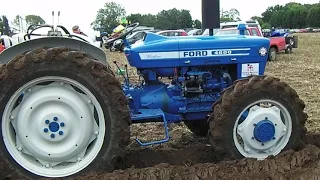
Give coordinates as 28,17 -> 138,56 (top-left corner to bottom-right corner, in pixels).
252,2 -> 320,29
91,2 -> 242,33
0,15 -> 45,35
92,2 -> 320,33
1,1 -> 320,35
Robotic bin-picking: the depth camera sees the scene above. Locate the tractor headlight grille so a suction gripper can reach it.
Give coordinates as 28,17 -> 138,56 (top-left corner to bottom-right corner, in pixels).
259,47 -> 267,56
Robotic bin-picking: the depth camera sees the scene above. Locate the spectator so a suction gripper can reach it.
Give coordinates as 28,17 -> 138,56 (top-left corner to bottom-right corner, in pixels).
72,25 -> 88,36
0,40 -> 5,53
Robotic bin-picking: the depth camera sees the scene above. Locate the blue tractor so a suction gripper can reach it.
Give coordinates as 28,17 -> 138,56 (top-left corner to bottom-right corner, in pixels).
0,0 -> 307,179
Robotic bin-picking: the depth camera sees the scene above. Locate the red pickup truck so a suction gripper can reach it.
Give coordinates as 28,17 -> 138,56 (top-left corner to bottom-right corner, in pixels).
216,27 -> 288,61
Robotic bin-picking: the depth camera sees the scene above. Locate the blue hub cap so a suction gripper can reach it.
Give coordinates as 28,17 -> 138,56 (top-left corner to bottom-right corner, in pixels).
49,122 -> 59,132
44,117 -> 64,138
253,119 -> 275,143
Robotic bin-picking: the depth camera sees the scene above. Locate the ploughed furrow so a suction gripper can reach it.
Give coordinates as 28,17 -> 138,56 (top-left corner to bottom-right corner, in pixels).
70,137 -> 320,180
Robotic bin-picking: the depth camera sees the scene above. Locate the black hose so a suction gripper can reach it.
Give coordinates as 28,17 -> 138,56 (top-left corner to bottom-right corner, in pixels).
57,25 -> 70,34
68,34 -> 90,43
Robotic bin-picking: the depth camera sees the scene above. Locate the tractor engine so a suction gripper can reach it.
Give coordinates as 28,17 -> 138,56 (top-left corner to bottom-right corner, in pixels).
181,67 -> 231,95
123,65 -> 233,123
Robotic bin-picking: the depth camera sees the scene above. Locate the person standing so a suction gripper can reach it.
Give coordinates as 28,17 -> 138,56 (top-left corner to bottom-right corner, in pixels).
72,25 -> 87,36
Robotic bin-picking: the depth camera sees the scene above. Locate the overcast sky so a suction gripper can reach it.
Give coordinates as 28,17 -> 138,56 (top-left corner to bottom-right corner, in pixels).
1,0 -> 319,33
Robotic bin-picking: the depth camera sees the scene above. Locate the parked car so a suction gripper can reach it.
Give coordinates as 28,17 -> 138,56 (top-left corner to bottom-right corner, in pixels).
156,30 -> 188,36
215,27 -> 289,61
220,20 -> 263,36
201,28 -> 220,36
187,29 -> 203,36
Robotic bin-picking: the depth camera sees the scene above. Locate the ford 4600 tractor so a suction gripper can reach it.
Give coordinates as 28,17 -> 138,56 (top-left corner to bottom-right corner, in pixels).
0,0 -> 307,179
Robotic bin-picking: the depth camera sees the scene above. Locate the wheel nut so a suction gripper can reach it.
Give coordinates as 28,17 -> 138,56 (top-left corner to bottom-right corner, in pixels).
60,122 -> 65,127
59,131 -> 63,135
44,128 -> 48,133
50,134 -> 55,138
53,117 -> 58,121
45,120 -> 50,124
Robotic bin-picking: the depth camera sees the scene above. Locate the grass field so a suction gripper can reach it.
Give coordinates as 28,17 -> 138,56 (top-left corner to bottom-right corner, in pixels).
78,33 -> 320,180
264,33 -> 320,132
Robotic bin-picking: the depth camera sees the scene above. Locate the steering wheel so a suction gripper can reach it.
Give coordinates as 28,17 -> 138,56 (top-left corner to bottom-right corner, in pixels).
112,22 -> 140,41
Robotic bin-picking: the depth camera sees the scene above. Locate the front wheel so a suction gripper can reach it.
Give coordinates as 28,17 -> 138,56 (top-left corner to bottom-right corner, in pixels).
120,44 -> 125,52
208,76 -> 307,161
0,47 -> 131,179
268,47 -> 277,61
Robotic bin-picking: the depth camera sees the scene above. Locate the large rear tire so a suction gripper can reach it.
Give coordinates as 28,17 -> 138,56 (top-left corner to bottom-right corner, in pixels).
208,76 -> 307,161
0,47 -> 131,179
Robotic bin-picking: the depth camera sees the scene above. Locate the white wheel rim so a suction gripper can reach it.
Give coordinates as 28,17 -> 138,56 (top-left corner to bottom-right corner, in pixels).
270,50 -> 276,60
233,99 -> 292,160
2,76 -> 105,177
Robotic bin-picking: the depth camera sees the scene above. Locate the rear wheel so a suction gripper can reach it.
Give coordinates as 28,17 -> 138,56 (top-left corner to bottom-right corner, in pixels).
286,37 -> 295,46
208,76 -> 307,161
0,47 -> 131,179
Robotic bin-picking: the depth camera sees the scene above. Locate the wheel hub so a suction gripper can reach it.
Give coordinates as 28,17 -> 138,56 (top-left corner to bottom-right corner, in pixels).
253,119 -> 275,143
44,117 -> 65,138
237,105 -> 288,156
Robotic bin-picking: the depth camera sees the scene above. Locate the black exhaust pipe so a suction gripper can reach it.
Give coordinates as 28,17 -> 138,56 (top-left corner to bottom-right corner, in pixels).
202,0 -> 220,36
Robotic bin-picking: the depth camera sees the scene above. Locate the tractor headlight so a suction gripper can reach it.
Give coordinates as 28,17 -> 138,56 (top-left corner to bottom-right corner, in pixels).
259,47 -> 267,56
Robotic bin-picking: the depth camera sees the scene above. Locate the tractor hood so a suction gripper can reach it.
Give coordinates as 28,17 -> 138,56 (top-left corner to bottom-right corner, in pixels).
125,32 -> 270,68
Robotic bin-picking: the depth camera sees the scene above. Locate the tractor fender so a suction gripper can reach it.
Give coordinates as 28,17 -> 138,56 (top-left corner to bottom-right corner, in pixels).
0,36 -> 107,65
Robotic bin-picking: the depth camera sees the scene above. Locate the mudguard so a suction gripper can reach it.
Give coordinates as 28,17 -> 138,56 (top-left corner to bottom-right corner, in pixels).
0,36 -> 107,65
